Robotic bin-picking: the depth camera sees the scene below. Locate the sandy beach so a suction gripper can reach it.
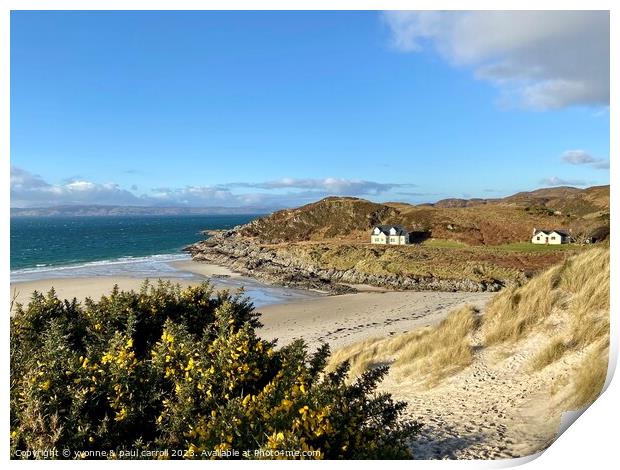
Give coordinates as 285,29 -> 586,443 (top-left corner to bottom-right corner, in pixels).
10,262 -> 494,352
11,261 -> 493,349
10,261 -> 240,310
169,260 -> 242,278
257,290 -> 494,350
10,276 -> 208,311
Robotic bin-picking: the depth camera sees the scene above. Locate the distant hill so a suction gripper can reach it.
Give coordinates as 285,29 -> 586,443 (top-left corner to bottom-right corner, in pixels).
238,185 -> 610,246
500,185 -> 609,217
10,205 -> 267,217
239,197 -> 399,242
433,185 -> 608,214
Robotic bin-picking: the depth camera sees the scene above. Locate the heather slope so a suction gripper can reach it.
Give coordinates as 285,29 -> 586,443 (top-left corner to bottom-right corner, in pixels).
235,185 -> 609,246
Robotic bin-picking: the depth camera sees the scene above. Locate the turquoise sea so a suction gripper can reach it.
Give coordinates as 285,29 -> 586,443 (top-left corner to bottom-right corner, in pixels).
10,215 -> 317,306
10,215 -> 254,271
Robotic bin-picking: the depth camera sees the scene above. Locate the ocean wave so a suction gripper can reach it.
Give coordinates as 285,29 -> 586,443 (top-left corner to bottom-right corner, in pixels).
11,253 -> 194,283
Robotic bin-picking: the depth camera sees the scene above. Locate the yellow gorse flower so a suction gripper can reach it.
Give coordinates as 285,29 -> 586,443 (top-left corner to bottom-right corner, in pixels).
115,407 -> 128,422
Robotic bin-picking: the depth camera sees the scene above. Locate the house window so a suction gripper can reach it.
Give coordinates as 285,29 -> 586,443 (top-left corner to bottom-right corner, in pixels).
551,236 -> 556,240
536,236 -> 541,240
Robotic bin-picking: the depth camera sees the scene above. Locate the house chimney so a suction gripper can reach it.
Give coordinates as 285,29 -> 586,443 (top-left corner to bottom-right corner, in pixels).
532,227 -> 537,236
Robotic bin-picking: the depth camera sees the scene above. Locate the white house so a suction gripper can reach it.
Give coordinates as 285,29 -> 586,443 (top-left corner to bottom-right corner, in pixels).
371,225 -> 411,245
531,228 -> 571,245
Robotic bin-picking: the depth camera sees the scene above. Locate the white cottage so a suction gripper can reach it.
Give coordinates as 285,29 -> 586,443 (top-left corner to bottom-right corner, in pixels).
531,228 -> 571,245
371,225 -> 411,245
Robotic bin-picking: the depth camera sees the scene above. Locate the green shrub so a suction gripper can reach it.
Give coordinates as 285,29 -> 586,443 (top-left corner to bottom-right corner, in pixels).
10,281 -> 419,460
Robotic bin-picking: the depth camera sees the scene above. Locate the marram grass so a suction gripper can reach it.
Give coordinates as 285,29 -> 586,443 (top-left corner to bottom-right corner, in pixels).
330,247 -> 610,410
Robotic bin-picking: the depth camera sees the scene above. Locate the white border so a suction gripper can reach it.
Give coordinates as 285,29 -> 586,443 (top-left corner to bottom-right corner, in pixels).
2,1 -> 616,468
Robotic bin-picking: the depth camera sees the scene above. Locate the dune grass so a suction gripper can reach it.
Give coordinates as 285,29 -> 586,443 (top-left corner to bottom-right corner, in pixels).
530,339 -> 569,371
330,247 -> 609,399
327,305 -> 480,387
481,248 -> 608,346
514,247 -> 609,373
482,276 -> 564,346
566,342 -> 609,410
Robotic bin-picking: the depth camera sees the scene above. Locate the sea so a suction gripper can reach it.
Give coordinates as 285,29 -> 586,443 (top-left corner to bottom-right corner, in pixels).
10,215 -> 319,307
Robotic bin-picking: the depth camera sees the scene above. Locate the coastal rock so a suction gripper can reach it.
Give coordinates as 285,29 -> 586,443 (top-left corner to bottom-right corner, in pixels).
184,230 -> 506,294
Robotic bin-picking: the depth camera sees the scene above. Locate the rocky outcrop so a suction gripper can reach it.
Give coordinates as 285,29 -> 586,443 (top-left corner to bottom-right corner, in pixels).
185,230 -> 505,294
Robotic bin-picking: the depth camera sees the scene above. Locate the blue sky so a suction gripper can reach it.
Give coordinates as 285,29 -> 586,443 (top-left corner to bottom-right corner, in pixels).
10,10 -> 610,208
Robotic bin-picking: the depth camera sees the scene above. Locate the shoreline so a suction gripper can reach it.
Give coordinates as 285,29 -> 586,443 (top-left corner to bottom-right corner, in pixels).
10,263 -> 494,351
10,269 -> 322,315
169,259 -> 241,278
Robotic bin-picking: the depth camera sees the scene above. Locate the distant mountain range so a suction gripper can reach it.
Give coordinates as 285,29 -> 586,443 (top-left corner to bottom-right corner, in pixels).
10,205 -> 269,217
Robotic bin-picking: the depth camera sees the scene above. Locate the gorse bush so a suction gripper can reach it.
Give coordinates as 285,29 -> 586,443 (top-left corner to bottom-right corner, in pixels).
10,281 -> 419,460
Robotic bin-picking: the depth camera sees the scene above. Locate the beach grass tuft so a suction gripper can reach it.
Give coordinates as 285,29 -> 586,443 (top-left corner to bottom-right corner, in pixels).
328,305 -> 480,387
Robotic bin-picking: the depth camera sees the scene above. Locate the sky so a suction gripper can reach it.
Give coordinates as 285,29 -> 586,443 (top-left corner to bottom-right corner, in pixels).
10,10 -> 610,209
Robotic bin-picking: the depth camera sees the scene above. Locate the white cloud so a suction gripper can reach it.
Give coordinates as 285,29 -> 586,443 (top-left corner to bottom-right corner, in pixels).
383,11 -> 609,109
147,186 -> 237,206
10,166 -> 143,207
592,160 -> 610,170
561,150 -> 597,165
540,176 -> 587,187
226,177 -> 413,195
561,150 -> 609,170
10,166 -> 411,208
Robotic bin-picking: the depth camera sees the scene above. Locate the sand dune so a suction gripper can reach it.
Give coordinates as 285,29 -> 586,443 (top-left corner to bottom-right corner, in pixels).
11,254 -> 605,460
330,248 -> 610,459
384,325 -> 600,459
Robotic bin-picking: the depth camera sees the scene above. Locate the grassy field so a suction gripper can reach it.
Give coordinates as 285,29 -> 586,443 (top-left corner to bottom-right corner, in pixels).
491,242 -> 583,253
421,238 -> 467,249
275,238 -> 578,286
422,238 -> 584,253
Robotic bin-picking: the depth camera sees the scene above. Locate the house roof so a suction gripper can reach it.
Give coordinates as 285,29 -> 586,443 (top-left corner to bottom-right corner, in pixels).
373,225 -> 410,236
533,229 -> 570,237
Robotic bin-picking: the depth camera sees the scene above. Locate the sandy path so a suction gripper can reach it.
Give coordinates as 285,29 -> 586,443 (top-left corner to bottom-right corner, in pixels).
383,328 -> 586,459
257,291 -> 494,351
